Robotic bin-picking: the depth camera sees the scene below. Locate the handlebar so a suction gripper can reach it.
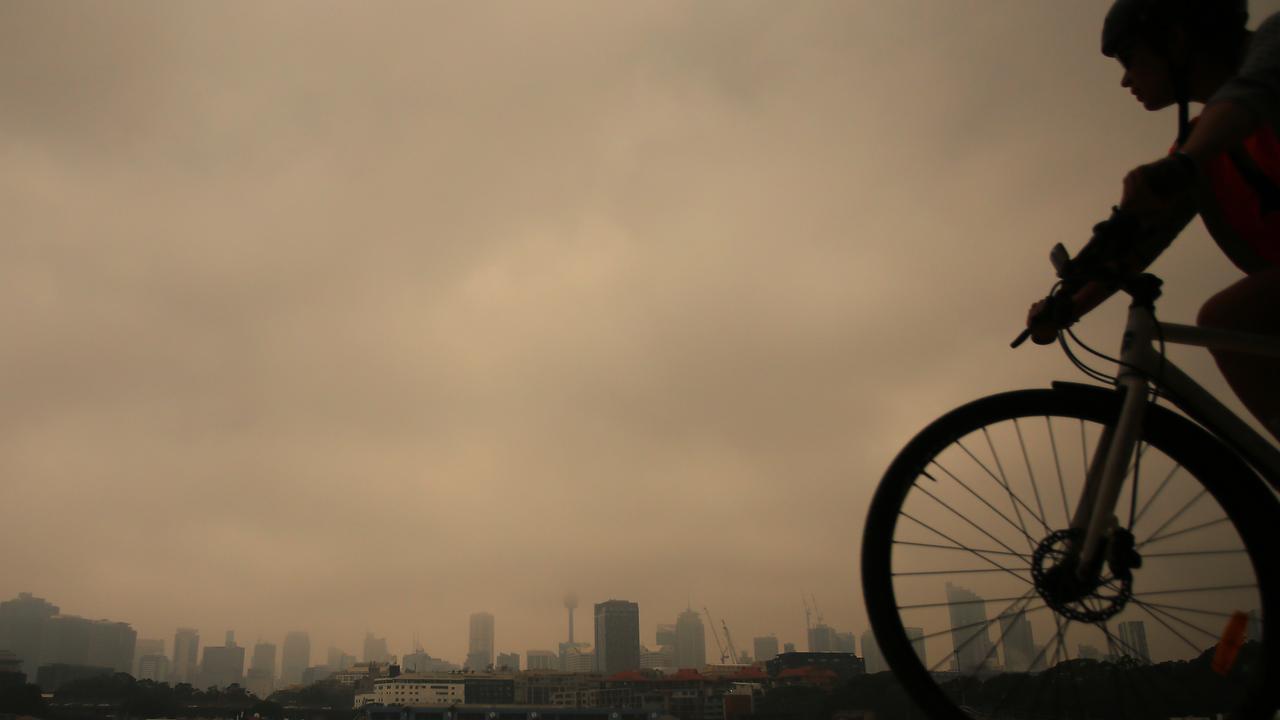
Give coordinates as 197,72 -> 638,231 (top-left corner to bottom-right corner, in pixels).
1012,208 -> 1146,349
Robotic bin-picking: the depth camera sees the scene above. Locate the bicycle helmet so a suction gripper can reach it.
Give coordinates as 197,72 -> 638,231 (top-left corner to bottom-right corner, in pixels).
1102,0 -> 1248,59
1101,0 -> 1249,144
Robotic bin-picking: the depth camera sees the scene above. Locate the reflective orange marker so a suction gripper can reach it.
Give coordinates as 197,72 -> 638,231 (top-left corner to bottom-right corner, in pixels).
1211,611 -> 1249,676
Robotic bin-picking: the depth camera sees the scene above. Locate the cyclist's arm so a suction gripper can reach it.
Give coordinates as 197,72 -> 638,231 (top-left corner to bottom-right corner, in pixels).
1027,204 -> 1197,343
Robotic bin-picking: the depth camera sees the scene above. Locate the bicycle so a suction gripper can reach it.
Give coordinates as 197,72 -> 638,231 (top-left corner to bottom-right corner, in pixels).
860,210 -> 1280,720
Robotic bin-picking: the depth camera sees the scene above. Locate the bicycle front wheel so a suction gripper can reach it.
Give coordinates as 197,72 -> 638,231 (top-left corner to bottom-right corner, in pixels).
862,385 -> 1278,720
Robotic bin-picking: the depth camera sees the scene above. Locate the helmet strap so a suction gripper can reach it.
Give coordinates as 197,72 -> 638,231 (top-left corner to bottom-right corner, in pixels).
1172,64 -> 1191,147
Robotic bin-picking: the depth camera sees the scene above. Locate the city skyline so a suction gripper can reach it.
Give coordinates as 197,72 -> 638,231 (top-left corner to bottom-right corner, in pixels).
3,0 -> 1271,681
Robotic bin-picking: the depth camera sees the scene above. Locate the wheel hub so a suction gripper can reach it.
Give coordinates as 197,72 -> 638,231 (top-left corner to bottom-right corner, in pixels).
1031,528 -> 1134,622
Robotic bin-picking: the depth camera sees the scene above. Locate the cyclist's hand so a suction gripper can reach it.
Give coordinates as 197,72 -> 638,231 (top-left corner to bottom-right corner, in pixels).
1026,298 -> 1062,345
1121,155 -> 1196,216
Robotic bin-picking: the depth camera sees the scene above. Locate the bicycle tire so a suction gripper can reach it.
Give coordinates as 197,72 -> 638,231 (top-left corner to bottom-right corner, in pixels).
862,385 -> 1278,720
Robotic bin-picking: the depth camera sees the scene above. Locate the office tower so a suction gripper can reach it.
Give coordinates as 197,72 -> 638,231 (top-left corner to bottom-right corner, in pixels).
558,641 -> 590,672
363,633 -> 390,664
565,593 -> 578,644
594,600 -> 640,674
561,645 -> 594,673
200,636 -> 245,689
133,638 -> 164,677
1077,644 -> 1102,661
1117,621 -> 1151,663
905,626 -> 927,667
90,620 -> 136,673
172,628 -> 200,685
246,642 -> 277,698
467,612 -> 495,670
326,647 -> 356,671
252,642 -> 277,677
640,645 -> 672,669
807,624 -> 838,652
673,609 -> 706,669
783,642 -> 796,654
42,616 -> 117,670
999,609 -> 1036,672
834,631 -> 857,653
861,630 -> 886,674
137,653 -> 170,682
526,650 -> 558,671
753,635 -> 779,663
0,593 -> 61,679
496,652 -> 519,671
945,582 -> 995,674
281,631 -> 310,686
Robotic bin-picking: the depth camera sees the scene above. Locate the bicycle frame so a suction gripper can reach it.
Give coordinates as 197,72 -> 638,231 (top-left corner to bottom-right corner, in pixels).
1073,301 -> 1280,576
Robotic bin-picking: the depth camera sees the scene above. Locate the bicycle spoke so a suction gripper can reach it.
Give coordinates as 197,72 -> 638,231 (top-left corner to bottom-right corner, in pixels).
1138,516 -> 1230,549
905,604 -> 1052,644
982,428 -> 1046,547
1131,583 -> 1257,597
1135,488 -> 1208,548
926,462 -> 1041,548
897,594 -> 1032,611
1131,462 -> 1183,529
1135,601 -> 1253,620
1014,418 -> 1053,539
893,568 -> 1025,577
957,435 -> 1050,538
892,540 -> 1031,559
1046,415 -> 1073,529
1132,598 -> 1211,656
1127,595 -> 1224,643
906,487 -> 1030,561
1141,548 -> 1246,558
898,513 -> 1033,587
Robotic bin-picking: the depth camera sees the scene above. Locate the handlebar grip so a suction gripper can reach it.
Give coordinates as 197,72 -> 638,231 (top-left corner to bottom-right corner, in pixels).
1011,329 -> 1032,348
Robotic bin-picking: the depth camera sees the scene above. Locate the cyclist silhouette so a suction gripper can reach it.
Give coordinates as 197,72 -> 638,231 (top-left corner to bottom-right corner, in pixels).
1027,0 -> 1280,440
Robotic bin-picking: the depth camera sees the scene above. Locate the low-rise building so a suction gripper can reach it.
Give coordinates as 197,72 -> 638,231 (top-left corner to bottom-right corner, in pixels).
373,675 -> 464,706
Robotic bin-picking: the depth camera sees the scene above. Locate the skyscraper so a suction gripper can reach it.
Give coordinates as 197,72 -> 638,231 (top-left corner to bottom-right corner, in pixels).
998,609 -> 1036,672
281,631 -> 310,686
594,600 -> 640,675
807,624 -> 838,652
133,639 -> 164,678
200,634 -> 245,689
753,635 -> 779,663
905,626 -> 927,667
1117,621 -> 1151,663
945,582 -> 995,674
246,642 -> 277,698
861,630 -> 886,674
363,633 -> 390,664
251,642 -> 277,677
0,593 -> 60,679
467,612 -> 495,670
172,628 -> 200,685
673,609 -> 706,669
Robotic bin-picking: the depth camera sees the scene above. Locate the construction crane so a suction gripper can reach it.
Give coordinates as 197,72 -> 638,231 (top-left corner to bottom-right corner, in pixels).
702,607 -> 730,664
811,594 -> 825,625
721,620 -> 741,665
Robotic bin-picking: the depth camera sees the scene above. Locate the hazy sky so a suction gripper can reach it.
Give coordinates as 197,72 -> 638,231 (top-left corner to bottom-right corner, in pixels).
3,1 -> 1275,667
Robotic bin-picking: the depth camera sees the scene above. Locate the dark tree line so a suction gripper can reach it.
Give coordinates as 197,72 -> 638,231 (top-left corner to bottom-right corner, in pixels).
0,672 -> 355,720
748,643 -> 1263,720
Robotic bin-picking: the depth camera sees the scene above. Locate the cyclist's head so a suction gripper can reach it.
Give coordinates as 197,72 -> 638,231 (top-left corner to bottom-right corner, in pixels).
1101,0 -> 1248,63
1101,0 -> 1248,139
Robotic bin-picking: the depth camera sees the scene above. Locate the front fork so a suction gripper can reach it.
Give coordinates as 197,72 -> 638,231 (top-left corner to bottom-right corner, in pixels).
1070,305 -> 1157,582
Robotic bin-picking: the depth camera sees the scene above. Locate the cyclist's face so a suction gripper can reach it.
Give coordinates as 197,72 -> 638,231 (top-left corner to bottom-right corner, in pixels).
1117,41 -> 1176,111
